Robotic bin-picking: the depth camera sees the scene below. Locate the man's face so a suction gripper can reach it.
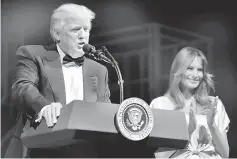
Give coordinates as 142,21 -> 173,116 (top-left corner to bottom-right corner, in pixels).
58,17 -> 91,57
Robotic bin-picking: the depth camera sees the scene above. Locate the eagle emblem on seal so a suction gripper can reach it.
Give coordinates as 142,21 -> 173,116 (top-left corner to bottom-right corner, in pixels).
116,97 -> 154,141
126,107 -> 144,131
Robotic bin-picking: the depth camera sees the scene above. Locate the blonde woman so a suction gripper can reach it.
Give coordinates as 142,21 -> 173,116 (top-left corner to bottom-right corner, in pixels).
151,47 -> 230,158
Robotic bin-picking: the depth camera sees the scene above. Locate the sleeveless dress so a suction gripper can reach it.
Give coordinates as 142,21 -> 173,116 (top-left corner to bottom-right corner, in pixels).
150,96 -> 230,158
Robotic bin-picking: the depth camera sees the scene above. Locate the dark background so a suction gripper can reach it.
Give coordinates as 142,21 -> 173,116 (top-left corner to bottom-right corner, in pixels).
2,0 -> 237,157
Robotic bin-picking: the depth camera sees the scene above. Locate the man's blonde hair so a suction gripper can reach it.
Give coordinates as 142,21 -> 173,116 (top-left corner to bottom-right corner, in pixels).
50,3 -> 95,42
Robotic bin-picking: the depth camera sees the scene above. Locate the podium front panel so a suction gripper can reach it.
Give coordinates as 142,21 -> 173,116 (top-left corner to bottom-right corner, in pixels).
21,100 -> 188,149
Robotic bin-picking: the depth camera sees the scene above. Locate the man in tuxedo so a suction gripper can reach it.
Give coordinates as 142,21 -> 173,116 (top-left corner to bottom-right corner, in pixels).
12,3 -> 110,158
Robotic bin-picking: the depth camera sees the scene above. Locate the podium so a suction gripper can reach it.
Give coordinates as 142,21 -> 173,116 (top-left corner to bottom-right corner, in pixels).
21,100 -> 188,151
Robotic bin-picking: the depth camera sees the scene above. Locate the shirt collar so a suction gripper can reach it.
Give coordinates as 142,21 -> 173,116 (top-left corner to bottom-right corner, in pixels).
56,44 -> 66,64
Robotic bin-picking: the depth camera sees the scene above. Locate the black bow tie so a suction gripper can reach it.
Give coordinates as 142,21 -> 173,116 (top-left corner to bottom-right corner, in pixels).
63,54 -> 85,66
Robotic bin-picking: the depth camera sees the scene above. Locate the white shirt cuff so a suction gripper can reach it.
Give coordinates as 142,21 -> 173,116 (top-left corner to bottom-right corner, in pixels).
35,105 -> 49,122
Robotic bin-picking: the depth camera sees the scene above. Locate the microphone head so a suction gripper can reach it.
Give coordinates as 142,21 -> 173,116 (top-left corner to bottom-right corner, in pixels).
82,44 -> 95,54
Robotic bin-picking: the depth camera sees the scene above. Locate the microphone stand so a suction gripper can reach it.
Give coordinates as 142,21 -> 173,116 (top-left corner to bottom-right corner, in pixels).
101,46 -> 124,103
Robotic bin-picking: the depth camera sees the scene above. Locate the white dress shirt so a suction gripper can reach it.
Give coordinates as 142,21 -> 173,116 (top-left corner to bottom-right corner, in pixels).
36,45 -> 84,122
57,45 -> 84,104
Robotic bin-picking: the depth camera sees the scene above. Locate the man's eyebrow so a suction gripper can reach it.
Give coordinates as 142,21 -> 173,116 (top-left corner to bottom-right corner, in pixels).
72,26 -> 82,28
69,25 -> 82,29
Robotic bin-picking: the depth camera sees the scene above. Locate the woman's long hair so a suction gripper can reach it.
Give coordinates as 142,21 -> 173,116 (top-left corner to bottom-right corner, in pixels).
167,46 -> 214,109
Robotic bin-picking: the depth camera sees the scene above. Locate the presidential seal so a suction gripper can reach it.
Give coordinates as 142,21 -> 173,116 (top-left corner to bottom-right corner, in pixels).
116,97 -> 154,141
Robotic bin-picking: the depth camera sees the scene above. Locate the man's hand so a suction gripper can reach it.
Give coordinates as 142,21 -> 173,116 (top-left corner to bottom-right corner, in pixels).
42,102 -> 63,127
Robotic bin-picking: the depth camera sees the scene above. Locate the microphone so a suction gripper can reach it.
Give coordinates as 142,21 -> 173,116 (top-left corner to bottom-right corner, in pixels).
83,44 -> 112,63
83,44 -> 124,103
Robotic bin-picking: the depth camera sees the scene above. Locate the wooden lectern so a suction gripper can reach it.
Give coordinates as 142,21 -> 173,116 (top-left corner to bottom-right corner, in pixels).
21,100 -> 188,156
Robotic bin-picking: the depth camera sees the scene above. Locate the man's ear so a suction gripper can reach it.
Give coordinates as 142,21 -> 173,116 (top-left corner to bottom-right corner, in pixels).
52,29 -> 60,42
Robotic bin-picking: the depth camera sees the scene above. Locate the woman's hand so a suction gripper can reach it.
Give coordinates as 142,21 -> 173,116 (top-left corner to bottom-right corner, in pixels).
206,96 -> 218,128
188,102 -> 197,137
206,97 -> 229,158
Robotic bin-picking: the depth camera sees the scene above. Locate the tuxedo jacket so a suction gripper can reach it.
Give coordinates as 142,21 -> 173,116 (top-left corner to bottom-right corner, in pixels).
12,44 -> 110,118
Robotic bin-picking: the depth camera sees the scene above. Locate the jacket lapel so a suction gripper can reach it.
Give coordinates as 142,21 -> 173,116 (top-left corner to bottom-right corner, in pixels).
42,44 -> 66,106
83,58 -> 97,102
